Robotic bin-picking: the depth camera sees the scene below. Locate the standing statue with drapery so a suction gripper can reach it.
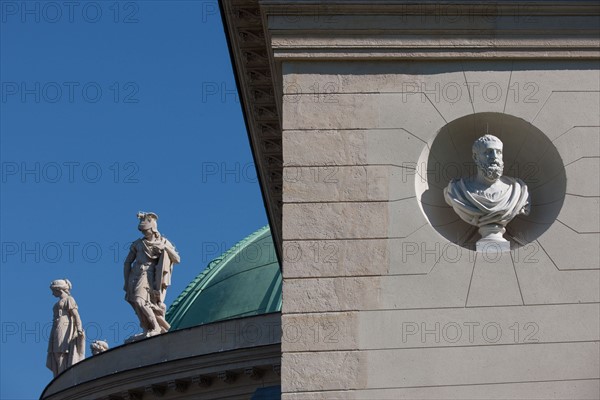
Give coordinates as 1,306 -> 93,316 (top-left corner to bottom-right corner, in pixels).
46,279 -> 85,377
123,212 -> 181,342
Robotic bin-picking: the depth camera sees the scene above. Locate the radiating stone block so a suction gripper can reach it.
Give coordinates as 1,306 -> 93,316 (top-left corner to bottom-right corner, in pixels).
514,240 -> 600,304
466,251 -> 523,307
537,221 -> 600,270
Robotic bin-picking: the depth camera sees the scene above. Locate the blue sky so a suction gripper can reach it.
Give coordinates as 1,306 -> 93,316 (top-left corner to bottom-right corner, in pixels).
0,2 -> 268,398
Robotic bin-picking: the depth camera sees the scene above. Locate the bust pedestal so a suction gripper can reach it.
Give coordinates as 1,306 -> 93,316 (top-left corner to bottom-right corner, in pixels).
476,224 -> 510,252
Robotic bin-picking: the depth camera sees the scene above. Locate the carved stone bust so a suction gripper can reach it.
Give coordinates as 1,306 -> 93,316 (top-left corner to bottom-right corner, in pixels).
443,134 -> 530,252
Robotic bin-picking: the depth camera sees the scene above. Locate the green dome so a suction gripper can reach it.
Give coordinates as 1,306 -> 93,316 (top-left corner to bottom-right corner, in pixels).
166,226 -> 281,330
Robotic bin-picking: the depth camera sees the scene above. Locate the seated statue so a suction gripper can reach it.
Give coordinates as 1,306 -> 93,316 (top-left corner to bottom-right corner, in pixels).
444,134 -> 530,252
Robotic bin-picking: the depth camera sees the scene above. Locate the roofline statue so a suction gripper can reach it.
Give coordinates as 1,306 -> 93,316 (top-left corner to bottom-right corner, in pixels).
123,212 -> 180,342
47,279 -> 85,377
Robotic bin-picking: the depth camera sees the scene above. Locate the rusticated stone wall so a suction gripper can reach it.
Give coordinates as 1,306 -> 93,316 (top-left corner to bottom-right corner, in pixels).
280,59 -> 600,399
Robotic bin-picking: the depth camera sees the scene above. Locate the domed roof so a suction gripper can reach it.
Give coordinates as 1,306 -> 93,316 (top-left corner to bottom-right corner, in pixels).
166,226 -> 281,330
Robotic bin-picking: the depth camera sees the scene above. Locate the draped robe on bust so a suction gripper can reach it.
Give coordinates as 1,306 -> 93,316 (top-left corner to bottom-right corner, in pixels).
444,176 -> 530,227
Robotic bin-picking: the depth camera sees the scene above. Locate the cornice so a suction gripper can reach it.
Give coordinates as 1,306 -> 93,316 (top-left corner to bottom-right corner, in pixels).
260,0 -> 600,14
264,1 -> 600,60
220,0 -> 284,261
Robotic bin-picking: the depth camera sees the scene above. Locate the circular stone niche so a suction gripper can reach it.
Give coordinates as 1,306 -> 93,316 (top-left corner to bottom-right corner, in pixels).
415,112 -> 565,250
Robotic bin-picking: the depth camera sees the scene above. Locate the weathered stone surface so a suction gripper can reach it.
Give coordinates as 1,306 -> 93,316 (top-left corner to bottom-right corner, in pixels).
381,252 -> 474,309
282,61 -> 600,130
282,60 -> 464,95
412,73 -> 474,124
514,241 -> 600,304
466,251 -> 523,307
553,126 -> 600,165
282,93 -> 446,142
283,392 -> 355,400
566,158 -> 600,197
505,63 -> 600,123
420,133 -> 464,193
365,130 -> 427,168
464,64 -> 513,114
282,312 -> 358,352
283,225 -> 471,278
358,304 -> 599,349
527,171 -> 566,207
348,380 -> 600,399
388,199 -> 430,238
558,195 -> 600,233
283,223 -> 477,278
283,202 -> 388,240
283,130 -> 367,166
379,167 -> 412,201
388,224 -> 454,275
283,165 -> 368,203
283,165 -> 414,203
533,91 -> 600,141
366,342 -> 599,388
282,129 -> 425,168
537,221 -> 600,270
282,351 -> 366,392
418,202 -> 461,228
283,200 -> 428,240
282,239 -> 389,278
282,277 -> 381,314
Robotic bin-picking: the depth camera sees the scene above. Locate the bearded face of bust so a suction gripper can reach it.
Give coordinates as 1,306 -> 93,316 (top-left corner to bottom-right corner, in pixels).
473,136 -> 504,182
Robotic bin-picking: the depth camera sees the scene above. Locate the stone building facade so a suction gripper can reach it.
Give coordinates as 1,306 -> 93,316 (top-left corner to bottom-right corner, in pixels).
42,1 -> 600,399
222,0 -> 600,398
